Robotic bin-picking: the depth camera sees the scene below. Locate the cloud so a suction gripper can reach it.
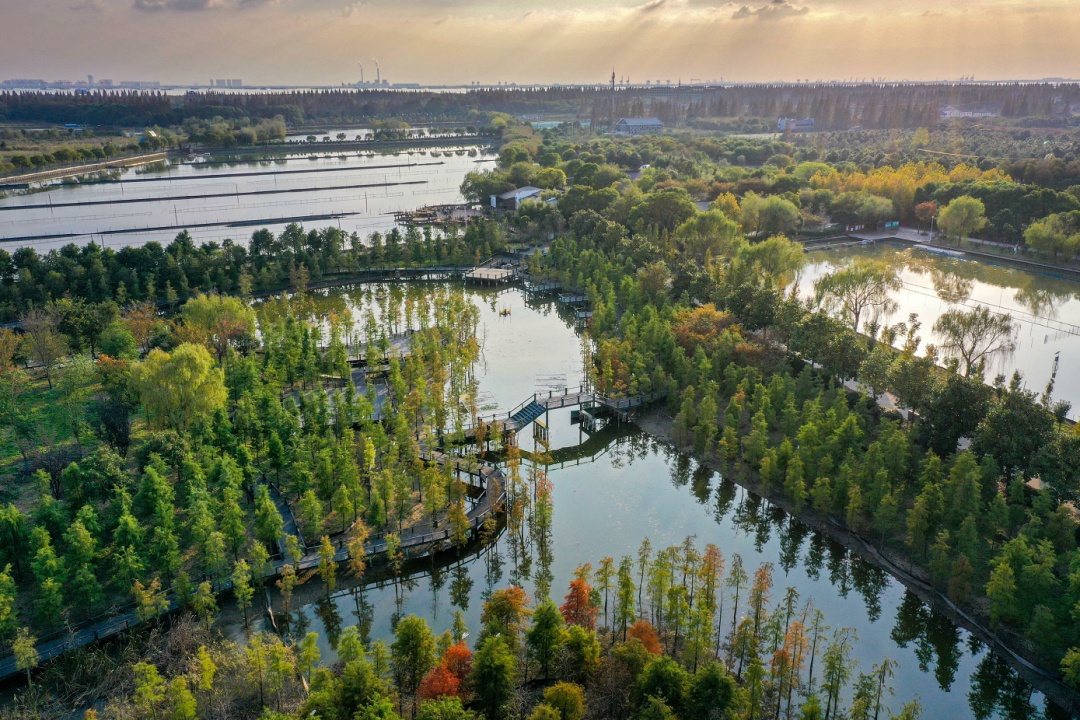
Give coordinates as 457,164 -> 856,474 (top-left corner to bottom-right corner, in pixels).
70,0 -> 104,11
133,0 -> 223,10
638,0 -> 668,13
732,0 -> 809,19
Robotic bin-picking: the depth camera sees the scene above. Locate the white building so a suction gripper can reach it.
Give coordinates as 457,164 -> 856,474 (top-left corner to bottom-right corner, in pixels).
940,105 -> 997,119
612,118 -> 664,135
492,186 -> 543,210
778,117 -> 815,132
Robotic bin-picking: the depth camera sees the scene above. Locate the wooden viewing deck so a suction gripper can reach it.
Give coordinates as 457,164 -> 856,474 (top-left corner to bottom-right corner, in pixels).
465,267 -> 515,285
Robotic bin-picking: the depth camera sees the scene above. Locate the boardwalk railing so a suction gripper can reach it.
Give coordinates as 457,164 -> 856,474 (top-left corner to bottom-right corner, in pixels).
464,385 -> 665,435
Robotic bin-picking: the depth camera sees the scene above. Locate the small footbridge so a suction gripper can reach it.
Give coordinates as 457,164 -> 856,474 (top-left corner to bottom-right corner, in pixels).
465,385 -> 667,442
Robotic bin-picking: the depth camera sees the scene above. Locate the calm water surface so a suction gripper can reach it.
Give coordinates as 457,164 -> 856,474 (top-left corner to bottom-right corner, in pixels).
798,243 -> 1080,418
0,144 -> 495,252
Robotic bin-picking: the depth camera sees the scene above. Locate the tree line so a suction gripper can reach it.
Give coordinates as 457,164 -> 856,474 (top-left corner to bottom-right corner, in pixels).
0,221 -> 506,323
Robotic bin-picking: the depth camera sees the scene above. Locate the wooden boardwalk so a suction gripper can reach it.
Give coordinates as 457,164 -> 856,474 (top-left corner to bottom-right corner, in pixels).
0,444 -> 507,684
462,386 -> 666,440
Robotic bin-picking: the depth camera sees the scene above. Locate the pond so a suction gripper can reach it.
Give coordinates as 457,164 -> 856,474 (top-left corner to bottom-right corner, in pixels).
228,281 -> 1069,720
0,143 -> 495,253
797,242 -> 1080,419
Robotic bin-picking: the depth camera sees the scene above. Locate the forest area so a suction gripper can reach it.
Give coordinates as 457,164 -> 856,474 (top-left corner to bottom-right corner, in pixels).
4,117 -> 1080,719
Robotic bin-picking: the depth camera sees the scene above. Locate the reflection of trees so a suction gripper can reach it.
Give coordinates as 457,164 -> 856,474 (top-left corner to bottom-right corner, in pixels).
890,592 -> 962,691
804,533 -> 826,581
690,463 -> 713,505
485,547 -> 504,593
315,595 -> 343,646
849,560 -> 888,623
826,246 -> 1080,321
968,651 -> 1042,720
778,519 -> 809,574
450,564 -> 474,611
826,543 -> 852,599
429,565 -> 446,622
732,491 -> 773,551
670,452 -> 693,489
930,269 -> 974,304
1013,281 -> 1071,321
714,476 -> 737,523
353,595 -> 374,645
292,608 -> 312,640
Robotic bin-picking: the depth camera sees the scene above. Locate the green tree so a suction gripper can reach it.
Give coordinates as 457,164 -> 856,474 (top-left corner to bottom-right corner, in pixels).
1024,213 -> 1080,262
986,562 -> 1019,627
133,662 -> 167,718
937,195 -> 987,244
297,631 -> 322,683
393,614 -> 437,715
12,627 -> 38,686
132,344 -> 227,432
232,559 -> 255,626
527,598 -> 566,679
165,676 -> 198,720
543,682 -> 586,720
638,656 -> 689,714
471,636 -> 516,720
932,307 -> 1015,377
615,556 -> 637,641
684,662 -> 737,720
193,580 -> 218,629
814,259 -> 901,332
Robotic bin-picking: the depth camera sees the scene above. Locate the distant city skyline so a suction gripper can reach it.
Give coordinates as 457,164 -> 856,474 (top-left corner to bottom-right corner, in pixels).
2,0 -> 1078,88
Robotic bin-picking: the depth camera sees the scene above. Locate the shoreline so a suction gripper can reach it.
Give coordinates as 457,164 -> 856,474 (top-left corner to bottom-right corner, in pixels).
633,408 -> 1080,716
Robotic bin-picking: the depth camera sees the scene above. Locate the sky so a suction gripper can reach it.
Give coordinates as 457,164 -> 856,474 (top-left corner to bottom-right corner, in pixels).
2,0 -> 1079,86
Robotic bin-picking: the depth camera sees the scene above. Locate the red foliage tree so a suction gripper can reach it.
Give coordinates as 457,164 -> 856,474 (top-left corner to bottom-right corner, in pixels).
443,642 -> 473,684
417,664 -> 461,701
627,620 -> 663,655
560,578 -> 599,630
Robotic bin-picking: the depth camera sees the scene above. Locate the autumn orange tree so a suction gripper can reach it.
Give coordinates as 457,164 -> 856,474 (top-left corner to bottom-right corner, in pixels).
560,578 -> 599,630
672,304 -> 738,356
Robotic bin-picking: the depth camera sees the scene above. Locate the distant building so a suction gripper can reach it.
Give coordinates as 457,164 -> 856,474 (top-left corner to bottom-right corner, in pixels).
492,186 -> 543,211
0,79 -> 47,89
612,117 -> 664,135
778,117 -> 815,132
940,104 -> 997,119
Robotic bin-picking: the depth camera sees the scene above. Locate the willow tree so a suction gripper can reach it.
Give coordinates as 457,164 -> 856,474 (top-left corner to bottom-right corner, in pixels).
932,306 -> 1015,377
132,343 -> 227,432
937,195 -> 987,245
814,258 -> 901,332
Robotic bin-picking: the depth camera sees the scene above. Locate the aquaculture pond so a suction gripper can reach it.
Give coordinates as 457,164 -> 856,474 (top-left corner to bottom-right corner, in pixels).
798,242 -> 1080,418
0,143 -> 495,252
226,281 -> 1069,720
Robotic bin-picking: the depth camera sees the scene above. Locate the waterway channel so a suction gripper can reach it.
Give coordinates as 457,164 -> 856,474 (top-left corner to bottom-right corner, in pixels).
223,281 -> 1070,720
